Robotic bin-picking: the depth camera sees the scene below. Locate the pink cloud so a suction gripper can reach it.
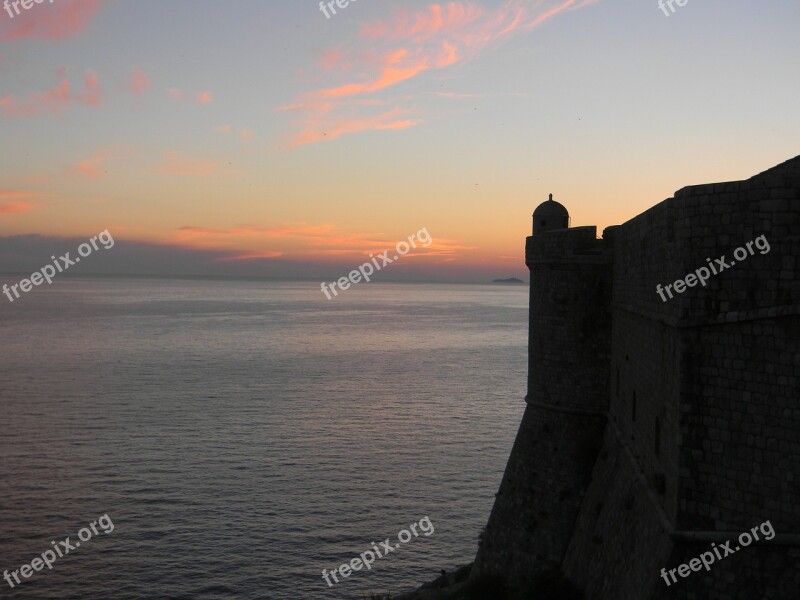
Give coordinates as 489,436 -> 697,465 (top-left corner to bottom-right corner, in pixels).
168,88 -> 212,105
0,68 -> 102,117
320,49 -> 431,99
70,147 -> 129,178
319,48 -> 347,70
155,150 -> 221,177
0,201 -> 36,216
286,107 -> 420,148
171,222 -> 470,264
128,69 -> 151,95
0,190 -> 43,218
215,125 -> 254,140
279,0 -> 598,147
78,70 -> 101,106
0,189 -> 43,201
74,155 -> 108,178
174,225 -> 284,259
359,2 -> 484,42
0,0 -> 102,41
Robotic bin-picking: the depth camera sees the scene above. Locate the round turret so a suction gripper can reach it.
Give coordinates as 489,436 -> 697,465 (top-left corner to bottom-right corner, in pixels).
532,193 -> 570,235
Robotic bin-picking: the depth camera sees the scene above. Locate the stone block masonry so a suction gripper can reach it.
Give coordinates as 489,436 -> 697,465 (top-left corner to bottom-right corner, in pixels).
472,155 -> 800,599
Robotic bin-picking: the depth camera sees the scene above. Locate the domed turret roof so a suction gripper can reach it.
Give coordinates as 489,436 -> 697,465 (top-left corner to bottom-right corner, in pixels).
533,193 -> 569,220
531,193 -> 570,236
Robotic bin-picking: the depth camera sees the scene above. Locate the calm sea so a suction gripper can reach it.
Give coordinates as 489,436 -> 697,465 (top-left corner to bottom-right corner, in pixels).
0,279 -> 527,599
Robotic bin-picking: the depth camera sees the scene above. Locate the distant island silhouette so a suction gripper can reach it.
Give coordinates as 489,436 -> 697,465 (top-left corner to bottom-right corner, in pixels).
492,277 -> 525,284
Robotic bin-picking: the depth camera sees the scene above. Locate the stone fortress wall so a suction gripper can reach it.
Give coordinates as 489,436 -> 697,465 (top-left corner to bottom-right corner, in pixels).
473,156 -> 800,599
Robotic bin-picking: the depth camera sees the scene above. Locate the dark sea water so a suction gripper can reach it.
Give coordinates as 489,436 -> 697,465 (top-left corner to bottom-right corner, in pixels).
0,279 -> 527,599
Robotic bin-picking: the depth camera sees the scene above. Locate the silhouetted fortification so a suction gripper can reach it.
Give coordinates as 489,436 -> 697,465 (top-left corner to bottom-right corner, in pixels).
473,157 -> 800,599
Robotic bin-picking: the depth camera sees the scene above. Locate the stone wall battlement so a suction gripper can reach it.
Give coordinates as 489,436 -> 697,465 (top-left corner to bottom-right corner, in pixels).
473,155 -> 800,599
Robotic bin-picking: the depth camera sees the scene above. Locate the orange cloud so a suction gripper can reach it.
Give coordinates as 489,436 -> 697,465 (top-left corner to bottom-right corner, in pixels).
74,155 -> 109,178
0,0 -> 102,41
78,70 -> 101,106
279,0 -> 598,147
176,225 -> 271,243
168,88 -> 212,105
155,150 -> 221,177
321,49 -> 430,99
0,68 -> 101,117
128,69 -> 151,95
214,125 -> 254,140
0,190 -> 43,200
360,2 -> 485,42
0,201 -> 36,216
70,147 -> 129,178
175,224 -> 342,251
286,107 -> 420,148
319,48 -> 347,70
173,225 -> 284,259
172,223 -> 465,264
0,190 -> 42,218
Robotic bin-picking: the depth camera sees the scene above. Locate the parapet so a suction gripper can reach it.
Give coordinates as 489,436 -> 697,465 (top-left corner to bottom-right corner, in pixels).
525,226 -> 608,266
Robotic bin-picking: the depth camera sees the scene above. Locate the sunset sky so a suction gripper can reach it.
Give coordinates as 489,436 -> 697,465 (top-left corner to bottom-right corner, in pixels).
1,0 -> 798,282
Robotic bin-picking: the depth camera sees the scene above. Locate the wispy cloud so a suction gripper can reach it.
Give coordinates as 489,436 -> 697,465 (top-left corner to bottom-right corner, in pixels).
215,124 -> 256,141
0,68 -> 101,117
0,201 -> 36,217
0,0 -> 103,41
128,69 -> 151,96
70,147 -> 129,178
283,106 -> 420,148
0,190 -> 43,218
155,150 -> 222,177
168,88 -> 213,105
172,222 -> 469,263
173,225 -> 286,260
73,154 -> 111,178
279,0 -> 598,148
